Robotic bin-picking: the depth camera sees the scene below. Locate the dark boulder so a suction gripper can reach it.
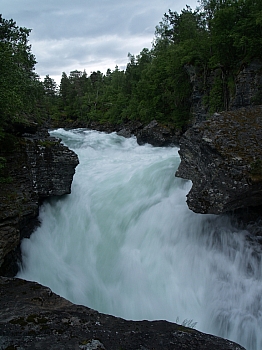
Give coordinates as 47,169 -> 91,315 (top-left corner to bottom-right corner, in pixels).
117,120 -> 143,138
137,120 -> 181,147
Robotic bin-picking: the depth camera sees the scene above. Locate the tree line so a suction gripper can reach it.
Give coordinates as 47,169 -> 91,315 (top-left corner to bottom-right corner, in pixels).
44,0 -> 262,128
1,0 -> 262,139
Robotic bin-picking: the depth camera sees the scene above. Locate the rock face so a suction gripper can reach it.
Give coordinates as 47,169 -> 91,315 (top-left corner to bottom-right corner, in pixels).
117,120 -> 143,138
186,59 -> 262,124
0,277 -> 245,350
176,106 -> 262,214
0,129 -> 79,275
25,135 -> 78,197
230,59 -> 262,110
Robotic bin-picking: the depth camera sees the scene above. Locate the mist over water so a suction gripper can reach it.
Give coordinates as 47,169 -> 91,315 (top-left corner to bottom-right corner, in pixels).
18,129 -> 262,350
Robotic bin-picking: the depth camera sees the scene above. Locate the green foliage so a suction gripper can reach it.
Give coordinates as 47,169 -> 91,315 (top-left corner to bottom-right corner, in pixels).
0,175 -> 12,184
0,156 -> 6,170
0,14 -> 45,132
42,0 -> 262,127
250,159 -> 262,176
2,1 -> 262,136
208,74 -> 224,113
251,87 -> 262,105
51,43 -> 192,128
0,155 -> 12,184
195,0 -> 262,113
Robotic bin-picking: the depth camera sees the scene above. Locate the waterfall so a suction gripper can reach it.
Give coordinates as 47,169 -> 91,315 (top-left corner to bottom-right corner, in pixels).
17,128 -> 262,350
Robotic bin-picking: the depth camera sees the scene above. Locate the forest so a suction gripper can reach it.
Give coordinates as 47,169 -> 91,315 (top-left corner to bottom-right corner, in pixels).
1,0 -> 262,139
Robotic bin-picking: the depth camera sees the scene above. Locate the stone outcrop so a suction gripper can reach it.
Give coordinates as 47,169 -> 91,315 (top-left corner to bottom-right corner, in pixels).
136,120 -> 181,147
24,134 -> 78,198
54,119 -> 181,147
0,277 -> 245,350
176,106 -> 262,215
117,120 -> 143,138
0,129 -> 79,275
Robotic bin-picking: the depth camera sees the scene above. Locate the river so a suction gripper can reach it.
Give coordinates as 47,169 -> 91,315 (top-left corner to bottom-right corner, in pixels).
17,128 -> 262,350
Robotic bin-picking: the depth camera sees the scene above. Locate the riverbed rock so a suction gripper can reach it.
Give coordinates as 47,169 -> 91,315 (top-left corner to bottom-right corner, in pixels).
117,120 -> 143,138
176,106 -> 262,214
0,129 -> 79,275
136,120 -> 181,146
0,277 -> 245,350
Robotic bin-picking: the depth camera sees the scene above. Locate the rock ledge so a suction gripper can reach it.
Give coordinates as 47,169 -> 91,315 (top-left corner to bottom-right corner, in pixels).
0,277 -> 245,350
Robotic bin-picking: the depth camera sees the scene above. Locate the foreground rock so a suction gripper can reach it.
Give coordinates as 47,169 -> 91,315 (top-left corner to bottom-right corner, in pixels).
0,128 -> 79,275
0,277 -> 245,350
176,106 -> 262,214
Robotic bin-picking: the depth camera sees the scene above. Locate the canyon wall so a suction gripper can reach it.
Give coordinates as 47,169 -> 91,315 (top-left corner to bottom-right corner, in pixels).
0,128 -> 79,275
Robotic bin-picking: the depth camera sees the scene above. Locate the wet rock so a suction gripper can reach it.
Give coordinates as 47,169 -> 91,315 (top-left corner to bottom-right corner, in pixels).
176,106 -> 262,214
137,120 -> 181,147
0,277 -> 245,350
117,121 -> 143,138
117,128 -> 132,138
24,136 -> 78,198
88,121 -> 119,134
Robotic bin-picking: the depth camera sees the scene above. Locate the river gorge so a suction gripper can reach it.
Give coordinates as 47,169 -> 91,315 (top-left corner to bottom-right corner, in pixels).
16,128 -> 262,350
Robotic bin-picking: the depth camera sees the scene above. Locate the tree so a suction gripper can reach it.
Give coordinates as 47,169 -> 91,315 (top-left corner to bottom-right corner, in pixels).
0,15 -> 39,130
42,75 -> 59,119
43,75 -> 57,97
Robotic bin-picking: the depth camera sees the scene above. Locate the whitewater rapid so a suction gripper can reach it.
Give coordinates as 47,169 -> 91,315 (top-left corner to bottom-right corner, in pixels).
18,129 -> 262,350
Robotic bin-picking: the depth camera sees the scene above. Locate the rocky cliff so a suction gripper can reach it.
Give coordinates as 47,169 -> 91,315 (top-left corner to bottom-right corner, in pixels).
0,128 -> 79,275
176,58 -> 262,216
176,106 -> 262,215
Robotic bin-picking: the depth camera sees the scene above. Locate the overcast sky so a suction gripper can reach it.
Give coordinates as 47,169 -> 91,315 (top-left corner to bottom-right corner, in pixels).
2,0 -> 198,84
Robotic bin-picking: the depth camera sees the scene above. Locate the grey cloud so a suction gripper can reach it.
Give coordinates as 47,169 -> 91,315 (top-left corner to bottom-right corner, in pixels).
2,0 -> 198,82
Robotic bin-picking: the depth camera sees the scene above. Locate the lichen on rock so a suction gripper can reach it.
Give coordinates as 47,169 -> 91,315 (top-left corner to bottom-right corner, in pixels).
0,277 -> 245,350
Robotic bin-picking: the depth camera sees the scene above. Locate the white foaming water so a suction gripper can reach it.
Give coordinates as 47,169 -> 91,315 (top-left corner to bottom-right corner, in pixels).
18,129 -> 262,350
